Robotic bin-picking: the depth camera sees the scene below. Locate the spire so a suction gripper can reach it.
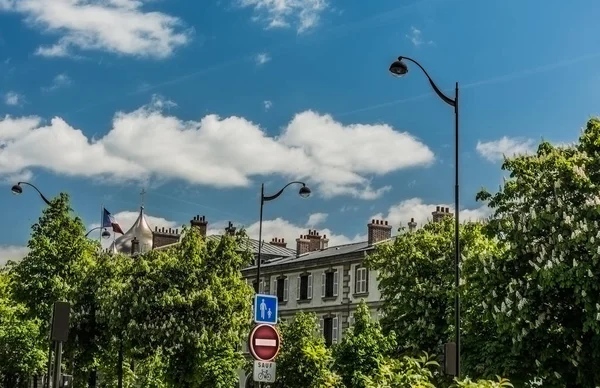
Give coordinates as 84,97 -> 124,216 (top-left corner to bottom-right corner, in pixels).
140,188 -> 147,209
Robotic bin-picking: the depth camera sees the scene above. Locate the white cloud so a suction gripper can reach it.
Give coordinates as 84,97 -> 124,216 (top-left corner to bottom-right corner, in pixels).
476,136 -> 536,162
0,97 -> 435,199
42,73 -> 72,91
90,210 -> 178,249
0,0 -> 191,58
371,197 -> 492,231
214,216 -> 365,249
0,245 -> 29,266
255,52 -> 271,65
307,212 -> 327,227
263,100 -> 273,111
406,26 -> 433,47
4,91 -> 22,106
239,0 -> 327,33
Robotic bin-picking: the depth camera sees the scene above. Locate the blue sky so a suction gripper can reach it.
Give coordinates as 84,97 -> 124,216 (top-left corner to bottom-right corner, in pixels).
1,0 -> 599,262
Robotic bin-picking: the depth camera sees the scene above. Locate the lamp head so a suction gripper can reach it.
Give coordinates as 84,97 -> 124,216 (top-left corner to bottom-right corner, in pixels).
298,185 -> 311,198
389,57 -> 408,77
101,229 -> 111,239
11,184 -> 23,195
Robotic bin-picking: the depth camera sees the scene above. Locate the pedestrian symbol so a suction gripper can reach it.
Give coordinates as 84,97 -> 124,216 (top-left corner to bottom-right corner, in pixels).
254,294 -> 278,324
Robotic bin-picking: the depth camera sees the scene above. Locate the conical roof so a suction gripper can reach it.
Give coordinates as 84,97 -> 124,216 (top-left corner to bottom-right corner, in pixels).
109,206 -> 154,255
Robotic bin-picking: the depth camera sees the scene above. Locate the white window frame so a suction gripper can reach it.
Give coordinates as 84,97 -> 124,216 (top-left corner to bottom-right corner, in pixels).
355,266 -> 368,294
297,274 -> 313,300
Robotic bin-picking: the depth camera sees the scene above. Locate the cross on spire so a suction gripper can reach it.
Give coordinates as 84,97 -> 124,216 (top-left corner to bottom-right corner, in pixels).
140,188 -> 147,208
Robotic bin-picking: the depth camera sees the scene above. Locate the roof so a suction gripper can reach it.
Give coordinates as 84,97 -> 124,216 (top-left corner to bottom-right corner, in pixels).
110,207 -> 153,255
152,234 -> 296,258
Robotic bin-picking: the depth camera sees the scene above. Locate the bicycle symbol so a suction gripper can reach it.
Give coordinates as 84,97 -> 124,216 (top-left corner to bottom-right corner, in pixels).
258,369 -> 272,380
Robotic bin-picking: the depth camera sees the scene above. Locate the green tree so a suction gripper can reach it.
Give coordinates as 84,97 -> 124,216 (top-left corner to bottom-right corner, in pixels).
365,217 -> 507,379
98,226 -> 254,388
0,270 -> 46,388
8,193 -> 100,383
333,301 -> 396,388
273,312 -> 343,388
474,117 -> 600,387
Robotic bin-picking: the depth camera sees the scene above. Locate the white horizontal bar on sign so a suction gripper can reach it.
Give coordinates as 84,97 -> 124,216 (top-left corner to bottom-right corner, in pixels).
255,339 -> 276,347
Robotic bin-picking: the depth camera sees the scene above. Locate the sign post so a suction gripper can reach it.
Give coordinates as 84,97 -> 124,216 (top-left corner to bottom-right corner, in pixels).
253,294 -> 278,325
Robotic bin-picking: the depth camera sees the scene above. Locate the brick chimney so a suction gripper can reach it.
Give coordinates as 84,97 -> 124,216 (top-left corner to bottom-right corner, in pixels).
131,237 -> 140,255
296,234 -> 310,257
432,206 -> 452,223
225,221 -> 236,236
367,219 -> 392,245
190,215 -> 208,236
269,237 -> 287,249
408,218 -> 417,232
152,226 -> 181,249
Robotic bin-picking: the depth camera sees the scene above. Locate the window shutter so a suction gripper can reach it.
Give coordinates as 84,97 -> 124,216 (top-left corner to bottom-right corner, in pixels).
365,268 -> 369,293
333,270 -> 339,296
296,276 -> 301,300
283,278 -> 289,302
308,274 -> 313,299
259,280 -> 264,293
321,272 -> 326,297
332,315 -> 339,344
319,317 -> 324,337
273,278 -> 277,296
354,266 -> 358,294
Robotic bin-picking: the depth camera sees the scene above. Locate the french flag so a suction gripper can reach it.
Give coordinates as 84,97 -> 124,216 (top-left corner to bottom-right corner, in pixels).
102,208 -> 124,235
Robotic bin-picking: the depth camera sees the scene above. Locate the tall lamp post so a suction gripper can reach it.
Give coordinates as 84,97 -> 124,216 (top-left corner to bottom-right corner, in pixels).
85,227 -> 111,239
11,182 -> 52,205
389,56 -> 461,377
256,182 -> 311,291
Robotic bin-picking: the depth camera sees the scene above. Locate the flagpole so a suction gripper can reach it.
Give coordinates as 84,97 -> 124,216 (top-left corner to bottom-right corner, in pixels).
100,204 -> 104,243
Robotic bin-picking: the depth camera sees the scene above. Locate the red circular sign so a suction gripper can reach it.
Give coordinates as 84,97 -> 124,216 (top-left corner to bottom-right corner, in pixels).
248,324 -> 281,361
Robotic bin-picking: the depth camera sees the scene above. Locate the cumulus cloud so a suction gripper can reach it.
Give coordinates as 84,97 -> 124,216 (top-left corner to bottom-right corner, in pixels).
306,212 -> 327,227
476,136 -> 536,162
238,0 -> 327,33
42,73 -> 72,92
255,53 -> 271,65
0,97 -> 435,199
370,197 -> 492,231
4,91 -> 22,106
0,245 -> 29,266
0,0 -> 191,58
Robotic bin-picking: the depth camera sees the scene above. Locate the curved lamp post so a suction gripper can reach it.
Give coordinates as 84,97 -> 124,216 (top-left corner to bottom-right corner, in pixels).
11,182 -> 52,206
85,227 -> 111,239
256,182 -> 311,291
389,56 -> 461,377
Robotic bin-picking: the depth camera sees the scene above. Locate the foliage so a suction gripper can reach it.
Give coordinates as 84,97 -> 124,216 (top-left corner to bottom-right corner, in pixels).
98,226 -> 254,388
0,270 -> 46,388
273,312 -> 343,388
365,216 -> 506,377
473,117 -> 600,387
333,301 -> 397,387
451,376 -> 513,388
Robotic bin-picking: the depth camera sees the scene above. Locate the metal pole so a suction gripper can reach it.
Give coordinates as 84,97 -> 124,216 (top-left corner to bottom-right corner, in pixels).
52,341 -> 62,388
454,81 -> 461,378
256,184 -> 264,292
45,311 -> 55,388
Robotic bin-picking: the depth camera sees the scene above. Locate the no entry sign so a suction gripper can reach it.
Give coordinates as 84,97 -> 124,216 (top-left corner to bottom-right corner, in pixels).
248,324 -> 281,361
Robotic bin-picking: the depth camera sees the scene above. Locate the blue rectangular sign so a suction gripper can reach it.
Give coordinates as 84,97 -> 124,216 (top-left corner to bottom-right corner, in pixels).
254,294 -> 278,324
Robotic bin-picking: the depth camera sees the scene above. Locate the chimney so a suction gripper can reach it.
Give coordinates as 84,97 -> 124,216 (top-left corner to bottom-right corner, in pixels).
367,219 -> 392,245
432,206 -> 452,223
190,215 -> 208,236
296,234 -> 310,257
320,234 -> 329,250
269,237 -> 287,249
225,221 -> 236,236
408,218 -> 417,232
131,237 -> 140,255
305,229 -> 324,252
152,226 -> 181,249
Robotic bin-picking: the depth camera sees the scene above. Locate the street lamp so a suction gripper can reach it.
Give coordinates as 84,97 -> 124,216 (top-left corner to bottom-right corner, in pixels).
256,182 -> 311,291
389,56 -> 461,377
85,227 -> 111,239
11,182 -> 52,206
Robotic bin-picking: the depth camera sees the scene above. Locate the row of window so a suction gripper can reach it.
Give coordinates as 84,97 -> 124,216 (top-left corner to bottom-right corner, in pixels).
255,266 -> 370,302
